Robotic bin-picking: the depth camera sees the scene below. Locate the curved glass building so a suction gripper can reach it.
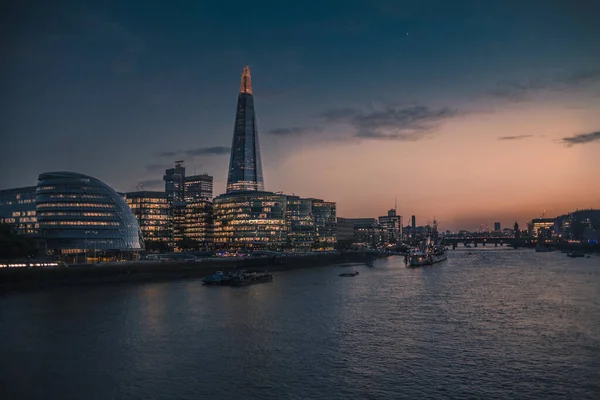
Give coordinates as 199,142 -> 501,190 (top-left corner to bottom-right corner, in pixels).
36,172 -> 144,261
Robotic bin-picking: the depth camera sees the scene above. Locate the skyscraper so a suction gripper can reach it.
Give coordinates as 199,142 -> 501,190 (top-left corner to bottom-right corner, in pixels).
226,66 -> 264,193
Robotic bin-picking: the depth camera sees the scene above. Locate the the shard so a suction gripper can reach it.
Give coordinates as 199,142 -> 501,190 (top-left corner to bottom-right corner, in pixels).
226,66 -> 265,193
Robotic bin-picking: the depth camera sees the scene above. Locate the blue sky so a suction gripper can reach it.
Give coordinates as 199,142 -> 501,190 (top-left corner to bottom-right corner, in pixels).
1,0 -> 599,229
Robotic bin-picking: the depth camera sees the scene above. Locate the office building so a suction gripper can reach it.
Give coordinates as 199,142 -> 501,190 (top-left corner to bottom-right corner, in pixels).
336,218 -> 355,241
214,66 -> 336,251
226,66 -> 264,193
124,191 -> 170,244
178,199 -> 214,249
36,172 -> 144,261
185,174 -> 213,201
286,196 -> 316,251
379,209 -> 402,244
164,161 -> 186,203
0,186 -> 38,236
530,218 -> 555,237
312,199 -> 337,249
213,191 -> 288,250
494,222 -> 501,232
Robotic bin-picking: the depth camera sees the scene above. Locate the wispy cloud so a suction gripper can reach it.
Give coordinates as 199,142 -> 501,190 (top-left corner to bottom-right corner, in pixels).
159,146 -> 230,158
488,68 -> 600,102
145,163 -> 172,172
320,104 -> 460,141
560,130 -> 600,147
137,179 -> 163,189
498,135 -> 533,141
269,126 -> 321,136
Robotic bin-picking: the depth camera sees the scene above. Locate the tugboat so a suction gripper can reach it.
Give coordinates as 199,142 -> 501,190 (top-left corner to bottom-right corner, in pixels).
230,271 -> 274,286
339,271 -> 360,277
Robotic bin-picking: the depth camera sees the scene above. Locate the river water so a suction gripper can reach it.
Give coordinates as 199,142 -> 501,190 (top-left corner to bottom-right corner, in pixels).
1,248 -> 599,399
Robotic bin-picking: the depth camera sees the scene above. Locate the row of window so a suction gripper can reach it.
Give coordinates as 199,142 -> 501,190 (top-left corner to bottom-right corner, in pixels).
42,221 -> 121,226
38,212 -> 117,218
37,202 -> 116,209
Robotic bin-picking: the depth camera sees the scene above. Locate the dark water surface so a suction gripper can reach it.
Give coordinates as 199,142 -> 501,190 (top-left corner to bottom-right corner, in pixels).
2,248 -> 600,399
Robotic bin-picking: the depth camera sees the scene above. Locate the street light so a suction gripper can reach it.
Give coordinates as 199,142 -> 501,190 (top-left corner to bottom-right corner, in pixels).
84,230 -> 98,264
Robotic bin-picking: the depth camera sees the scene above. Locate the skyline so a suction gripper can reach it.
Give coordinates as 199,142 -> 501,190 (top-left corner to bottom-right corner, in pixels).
1,1 -> 600,230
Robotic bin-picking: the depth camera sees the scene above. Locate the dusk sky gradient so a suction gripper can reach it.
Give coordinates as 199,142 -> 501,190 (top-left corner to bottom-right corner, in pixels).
1,0 -> 599,230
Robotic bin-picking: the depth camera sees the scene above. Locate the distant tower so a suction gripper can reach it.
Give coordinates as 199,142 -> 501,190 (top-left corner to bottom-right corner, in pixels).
411,215 -> 416,228
226,66 -> 264,193
164,161 -> 186,203
514,221 -> 520,239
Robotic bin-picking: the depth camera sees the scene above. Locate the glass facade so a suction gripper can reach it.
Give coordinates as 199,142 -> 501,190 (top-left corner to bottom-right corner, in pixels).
214,191 -> 287,249
178,199 -> 214,248
379,209 -> 402,244
164,161 -> 186,203
286,196 -> 316,251
185,174 -> 213,201
312,200 -> 337,249
226,66 -> 265,193
124,191 -> 170,243
0,186 -> 39,236
36,172 -> 144,257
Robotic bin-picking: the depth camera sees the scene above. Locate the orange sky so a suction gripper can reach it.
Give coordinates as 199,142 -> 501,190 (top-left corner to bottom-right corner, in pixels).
260,101 -> 600,230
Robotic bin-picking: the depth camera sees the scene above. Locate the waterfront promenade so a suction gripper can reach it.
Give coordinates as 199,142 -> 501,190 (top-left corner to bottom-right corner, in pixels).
0,251 -> 383,292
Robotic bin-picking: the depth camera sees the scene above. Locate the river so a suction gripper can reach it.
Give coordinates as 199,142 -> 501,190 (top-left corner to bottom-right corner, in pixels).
1,247 -> 599,399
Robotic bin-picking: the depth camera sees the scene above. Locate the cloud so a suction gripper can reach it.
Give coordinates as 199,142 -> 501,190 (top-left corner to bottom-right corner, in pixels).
560,131 -> 600,147
136,179 -> 163,190
145,163 -> 172,172
488,68 -> 600,102
320,104 -> 460,141
497,135 -> 533,141
268,126 -> 321,136
159,146 -> 231,158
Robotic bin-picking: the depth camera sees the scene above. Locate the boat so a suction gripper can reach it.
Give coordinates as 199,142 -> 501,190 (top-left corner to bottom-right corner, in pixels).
535,244 -> 554,252
230,271 -> 273,286
566,252 -> 585,258
406,219 -> 448,267
202,271 -> 230,285
339,271 -> 359,277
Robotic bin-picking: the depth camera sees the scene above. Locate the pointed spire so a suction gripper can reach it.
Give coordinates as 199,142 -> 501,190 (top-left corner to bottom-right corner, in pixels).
240,65 -> 252,94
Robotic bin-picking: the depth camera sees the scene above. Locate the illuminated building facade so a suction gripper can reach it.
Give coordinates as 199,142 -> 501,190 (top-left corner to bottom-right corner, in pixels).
0,186 -> 38,236
213,191 -> 287,250
185,174 -> 213,201
178,199 -> 214,248
36,172 -> 144,260
164,161 -> 186,203
530,218 -> 555,237
124,191 -> 170,243
286,196 -> 316,251
378,209 -> 402,244
226,66 -> 264,193
312,200 -> 337,248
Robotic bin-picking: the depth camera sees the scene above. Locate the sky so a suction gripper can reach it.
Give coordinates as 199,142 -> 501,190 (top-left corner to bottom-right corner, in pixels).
1,0 -> 600,230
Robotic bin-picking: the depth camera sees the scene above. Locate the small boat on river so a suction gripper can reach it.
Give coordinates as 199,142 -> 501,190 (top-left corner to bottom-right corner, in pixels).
339,271 -> 359,277
230,271 -> 273,286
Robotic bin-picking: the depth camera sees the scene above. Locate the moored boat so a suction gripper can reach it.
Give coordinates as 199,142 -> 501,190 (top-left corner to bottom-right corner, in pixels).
566,251 -> 585,258
230,271 -> 273,286
203,271 -> 229,285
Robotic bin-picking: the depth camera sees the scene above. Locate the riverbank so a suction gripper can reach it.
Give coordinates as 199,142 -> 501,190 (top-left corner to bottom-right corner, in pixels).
0,252 -> 385,293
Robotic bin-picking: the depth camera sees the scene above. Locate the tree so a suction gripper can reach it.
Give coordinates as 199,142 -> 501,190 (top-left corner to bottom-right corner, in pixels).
0,223 -> 37,259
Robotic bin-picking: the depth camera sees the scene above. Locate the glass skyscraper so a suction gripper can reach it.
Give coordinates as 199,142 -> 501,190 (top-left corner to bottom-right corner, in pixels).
226,66 -> 264,193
